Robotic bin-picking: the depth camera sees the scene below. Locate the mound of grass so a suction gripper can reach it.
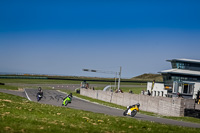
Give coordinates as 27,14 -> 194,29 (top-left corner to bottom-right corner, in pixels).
0,92 -> 199,133
131,73 -> 163,82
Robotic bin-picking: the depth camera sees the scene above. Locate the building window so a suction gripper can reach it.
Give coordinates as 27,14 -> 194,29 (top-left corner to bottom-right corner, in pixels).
183,84 -> 188,93
176,62 -> 185,69
193,78 -> 197,81
182,83 -> 194,95
172,62 -> 177,69
172,76 -> 181,81
188,84 -> 194,94
171,76 -> 198,82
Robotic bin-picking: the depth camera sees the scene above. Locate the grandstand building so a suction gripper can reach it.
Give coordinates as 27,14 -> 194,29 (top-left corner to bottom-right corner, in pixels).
147,59 -> 200,99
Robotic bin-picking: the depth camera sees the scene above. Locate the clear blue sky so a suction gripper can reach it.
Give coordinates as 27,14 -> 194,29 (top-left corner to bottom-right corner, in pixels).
0,0 -> 200,78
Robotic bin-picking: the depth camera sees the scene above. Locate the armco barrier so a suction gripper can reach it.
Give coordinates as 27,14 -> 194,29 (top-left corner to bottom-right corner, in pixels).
80,88 -> 196,117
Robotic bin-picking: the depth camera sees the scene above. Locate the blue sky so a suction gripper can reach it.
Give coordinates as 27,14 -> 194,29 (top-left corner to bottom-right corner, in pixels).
0,0 -> 200,78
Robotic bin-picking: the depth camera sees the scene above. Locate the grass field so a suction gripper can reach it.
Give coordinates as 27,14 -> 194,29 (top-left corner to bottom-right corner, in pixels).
0,92 -> 199,133
0,85 -> 18,90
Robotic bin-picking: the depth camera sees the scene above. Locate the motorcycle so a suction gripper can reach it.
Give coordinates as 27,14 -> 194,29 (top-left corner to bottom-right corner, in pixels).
123,103 -> 140,117
62,93 -> 72,106
37,87 -> 43,102
37,93 -> 43,102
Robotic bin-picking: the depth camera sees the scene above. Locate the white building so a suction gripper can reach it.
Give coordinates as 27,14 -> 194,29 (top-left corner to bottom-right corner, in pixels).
147,82 -> 167,97
148,59 -> 200,100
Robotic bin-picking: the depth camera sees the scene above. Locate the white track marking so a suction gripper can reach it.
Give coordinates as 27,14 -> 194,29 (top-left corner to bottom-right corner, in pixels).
24,89 -> 32,101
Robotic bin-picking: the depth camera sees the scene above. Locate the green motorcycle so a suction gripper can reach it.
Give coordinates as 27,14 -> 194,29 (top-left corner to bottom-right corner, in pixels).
62,93 -> 72,106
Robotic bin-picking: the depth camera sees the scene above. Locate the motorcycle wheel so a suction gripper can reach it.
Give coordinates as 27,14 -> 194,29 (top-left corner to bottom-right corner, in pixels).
37,94 -> 42,102
37,97 -> 41,102
64,101 -> 69,106
123,109 -> 128,116
131,109 -> 137,117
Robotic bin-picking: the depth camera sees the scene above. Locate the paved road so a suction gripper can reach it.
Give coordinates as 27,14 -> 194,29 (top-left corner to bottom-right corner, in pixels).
0,89 -> 200,128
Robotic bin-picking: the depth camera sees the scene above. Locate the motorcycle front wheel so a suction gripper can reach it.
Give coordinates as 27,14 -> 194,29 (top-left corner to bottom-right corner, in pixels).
37,97 -> 41,102
64,101 -> 69,106
123,109 -> 129,116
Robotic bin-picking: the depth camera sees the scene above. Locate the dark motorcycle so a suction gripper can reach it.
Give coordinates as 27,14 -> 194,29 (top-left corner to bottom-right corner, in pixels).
37,91 -> 43,102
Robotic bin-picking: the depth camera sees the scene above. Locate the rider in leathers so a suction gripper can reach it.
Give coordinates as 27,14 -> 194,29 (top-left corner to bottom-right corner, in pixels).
62,93 -> 73,106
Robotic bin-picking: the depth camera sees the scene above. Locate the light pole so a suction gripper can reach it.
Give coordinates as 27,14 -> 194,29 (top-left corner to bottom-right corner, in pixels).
115,72 -> 117,90
82,67 -> 122,91
117,66 -> 122,92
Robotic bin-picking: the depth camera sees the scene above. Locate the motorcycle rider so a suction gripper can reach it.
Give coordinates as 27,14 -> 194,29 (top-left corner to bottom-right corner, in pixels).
127,103 -> 140,109
62,93 -> 73,106
37,87 -> 43,101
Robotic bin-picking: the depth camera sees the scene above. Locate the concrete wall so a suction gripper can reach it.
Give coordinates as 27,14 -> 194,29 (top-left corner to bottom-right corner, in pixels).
80,88 -> 196,117
196,104 -> 200,110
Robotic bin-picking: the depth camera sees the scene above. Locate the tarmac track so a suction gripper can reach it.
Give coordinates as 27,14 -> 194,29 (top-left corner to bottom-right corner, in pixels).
0,89 -> 200,128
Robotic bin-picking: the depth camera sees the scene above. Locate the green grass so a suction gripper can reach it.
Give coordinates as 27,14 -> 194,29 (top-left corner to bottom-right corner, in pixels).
0,84 -> 52,91
120,87 -> 146,94
0,85 -> 18,90
163,116 -> 200,124
91,87 -> 146,94
0,79 -> 81,84
0,92 -> 199,133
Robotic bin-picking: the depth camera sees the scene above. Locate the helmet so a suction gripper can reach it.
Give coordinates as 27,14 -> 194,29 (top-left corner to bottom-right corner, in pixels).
38,87 -> 42,91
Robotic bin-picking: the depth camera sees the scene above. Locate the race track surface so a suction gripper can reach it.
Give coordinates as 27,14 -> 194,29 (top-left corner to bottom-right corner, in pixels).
0,89 -> 200,128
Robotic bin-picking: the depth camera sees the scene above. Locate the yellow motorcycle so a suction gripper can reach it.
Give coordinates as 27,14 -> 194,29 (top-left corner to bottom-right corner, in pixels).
123,103 -> 140,117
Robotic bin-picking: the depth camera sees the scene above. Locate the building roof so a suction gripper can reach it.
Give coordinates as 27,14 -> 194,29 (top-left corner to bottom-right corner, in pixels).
159,69 -> 200,76
166,58 -> 200,64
